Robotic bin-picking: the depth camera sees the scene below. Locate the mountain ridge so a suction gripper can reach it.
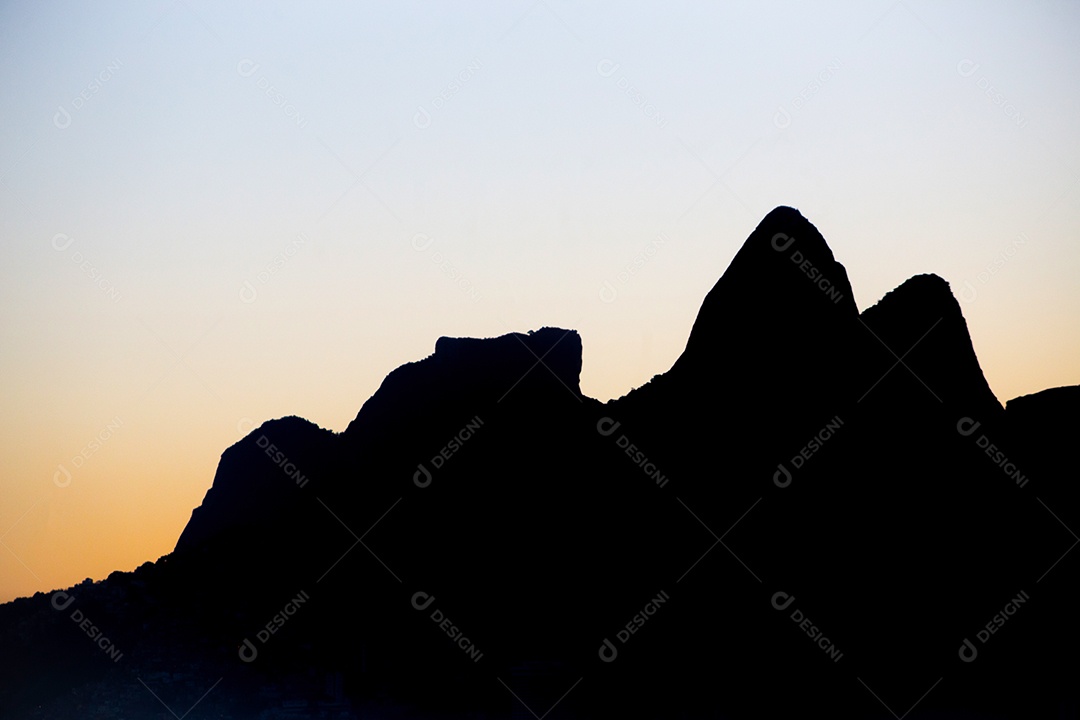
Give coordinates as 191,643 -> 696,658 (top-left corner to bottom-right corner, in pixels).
5,207 -> 1076,719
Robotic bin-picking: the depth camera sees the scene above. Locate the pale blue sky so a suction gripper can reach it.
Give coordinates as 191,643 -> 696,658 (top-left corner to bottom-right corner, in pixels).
1,1 -> 1078,601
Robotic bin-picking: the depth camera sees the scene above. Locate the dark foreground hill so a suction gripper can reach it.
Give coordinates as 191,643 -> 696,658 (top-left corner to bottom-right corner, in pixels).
1,207 -> 1076,719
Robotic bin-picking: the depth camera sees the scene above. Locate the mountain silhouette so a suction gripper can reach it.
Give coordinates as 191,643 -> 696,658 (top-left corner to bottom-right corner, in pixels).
2,207 -> 1076,718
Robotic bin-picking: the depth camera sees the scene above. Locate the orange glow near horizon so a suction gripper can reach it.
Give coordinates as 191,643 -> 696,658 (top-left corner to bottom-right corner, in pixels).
2,276 -> 1077,604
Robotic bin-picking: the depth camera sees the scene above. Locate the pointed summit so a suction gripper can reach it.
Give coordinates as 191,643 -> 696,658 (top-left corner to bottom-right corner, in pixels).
7,204 -> 1076,718
858,274 -> 1001,416
868,273 -> 963,320
677,206 -> 857,369
743,205 -> 842,265
610,207 -> 863,476
728,205 -> 856,312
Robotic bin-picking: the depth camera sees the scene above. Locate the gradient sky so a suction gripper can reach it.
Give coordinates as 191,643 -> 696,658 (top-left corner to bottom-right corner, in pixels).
1,1 -> 1078,603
